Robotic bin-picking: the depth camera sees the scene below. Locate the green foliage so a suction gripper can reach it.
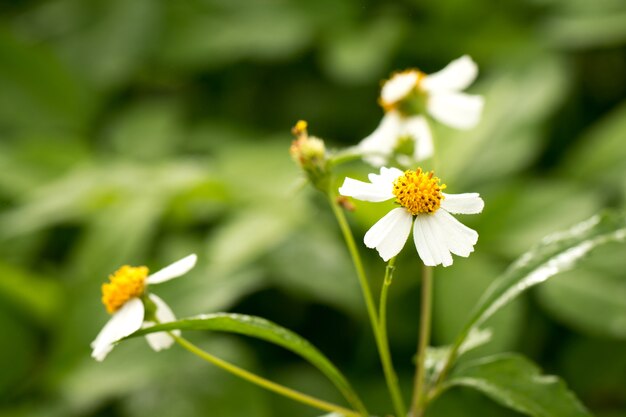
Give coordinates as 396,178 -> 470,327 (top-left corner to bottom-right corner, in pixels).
451,212 -> 626,355
443,354 -> 591,417
131,313 -> 363,411
0,0 -> 625,416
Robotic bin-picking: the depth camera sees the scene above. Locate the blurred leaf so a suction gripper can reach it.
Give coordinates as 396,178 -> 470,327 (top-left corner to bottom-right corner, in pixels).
160,1 -> 313,70
559,338 -> 626,408
539,0 -> 626,49
120,338 -> 271,417
167,266 -> 267,316
443,354 -> 591,417
69,193 -> 165,280
132,313 -> 365,412
105,100 -> 185,160
561,101 -> 626,183
0,261 -> 62,326
439,55 -> 570,188
537,242 -> 626,339
207,206 -> 301,272
479,180 -> 600,258
320,13 -> 406,84
0,307 -> 37,399
0,165 -> 107,239
266,223 -> 363,316
56,336 -> 269,417
0,28 -> 92,132
450,211 -> 626,359
18,0 -> 161,89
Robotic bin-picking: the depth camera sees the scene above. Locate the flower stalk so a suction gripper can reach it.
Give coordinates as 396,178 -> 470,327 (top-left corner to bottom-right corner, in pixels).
378,257 -> 407,417
410,264 -> 434,417
174,334 -> 364,417
329,192 -> 406,417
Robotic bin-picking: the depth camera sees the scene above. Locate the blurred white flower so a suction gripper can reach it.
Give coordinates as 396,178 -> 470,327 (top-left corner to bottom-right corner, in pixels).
339,167 -> 483,266
360,56 -> 484,166
91,254 -> 197,361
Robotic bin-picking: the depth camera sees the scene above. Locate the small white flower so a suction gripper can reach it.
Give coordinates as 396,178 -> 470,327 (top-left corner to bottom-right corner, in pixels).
360,56 -> 484,166
91,254 -> 197,361
359,111 -> 434,166
339,167 -> 483,266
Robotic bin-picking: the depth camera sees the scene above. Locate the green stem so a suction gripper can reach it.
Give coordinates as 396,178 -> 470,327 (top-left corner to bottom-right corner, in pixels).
378,257 -> 407,417
432,321 -> 471,392
329,193 -> 406,417
410,264 -> 433,417
173,335 -> 362,417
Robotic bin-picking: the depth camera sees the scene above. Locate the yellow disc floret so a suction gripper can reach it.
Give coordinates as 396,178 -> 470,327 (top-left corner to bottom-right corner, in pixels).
380,69 -> 426,112
392,168 -> 446,215
101,265 -> 149,314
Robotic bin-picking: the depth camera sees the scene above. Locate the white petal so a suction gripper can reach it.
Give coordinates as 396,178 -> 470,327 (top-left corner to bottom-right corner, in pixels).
402,115 -> 434,161
432,210 -> 479,257
424,214 -> 454,266
359,112 -> 403,166
146,254 -> 197,285
421,55 -> 478,93
441,193 -> 484,214
144,294 -> 180,352
91,298 -> 145,361
413,215 -> 451,267
364,208 -> 413,261
412,216 -> 436,266
338,169 -> 397,202
427,92 -> 484,129
381,71 -> 419,105
368,166 -> 405,186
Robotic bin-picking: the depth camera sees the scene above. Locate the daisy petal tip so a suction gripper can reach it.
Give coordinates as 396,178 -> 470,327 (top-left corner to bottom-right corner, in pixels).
145,332 -> 175,352
378,251 -> 393,262
146,254 -> 198,285
91,344 -> 113,362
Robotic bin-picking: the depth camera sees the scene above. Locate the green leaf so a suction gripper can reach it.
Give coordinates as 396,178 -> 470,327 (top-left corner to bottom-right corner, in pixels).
433,253 -> 525,357
442,354 -> 592,417
131,313 -> 364,413
426,328 -> 494,385
452,211 -> 626,355
537,241 -> 626,339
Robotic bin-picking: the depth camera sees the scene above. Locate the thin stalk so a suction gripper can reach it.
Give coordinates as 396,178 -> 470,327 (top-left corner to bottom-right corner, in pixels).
410,264 -> 433,417
432,321 -> 471,392
378,257 -> 407,417
328,193 -> 379,341
173,335 -> 362,417
329,193 -> 406,417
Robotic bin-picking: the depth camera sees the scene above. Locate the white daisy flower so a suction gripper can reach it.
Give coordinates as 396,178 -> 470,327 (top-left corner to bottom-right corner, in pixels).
338,167 -> 483,266
359,55 -> 484,166
91,254 -> 197,361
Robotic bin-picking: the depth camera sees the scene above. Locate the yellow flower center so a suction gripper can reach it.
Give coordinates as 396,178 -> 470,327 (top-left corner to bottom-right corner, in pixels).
380,69 -> 427,112
101,265 -> 148,314
292,120 -> 308,136
392,168 -> 446,215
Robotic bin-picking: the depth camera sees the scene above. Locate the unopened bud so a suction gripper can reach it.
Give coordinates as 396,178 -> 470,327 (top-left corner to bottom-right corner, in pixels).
290,120 -> 329,192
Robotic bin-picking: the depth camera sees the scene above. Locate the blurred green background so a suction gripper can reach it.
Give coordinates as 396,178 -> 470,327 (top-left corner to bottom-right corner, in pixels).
0,0 -> 625,416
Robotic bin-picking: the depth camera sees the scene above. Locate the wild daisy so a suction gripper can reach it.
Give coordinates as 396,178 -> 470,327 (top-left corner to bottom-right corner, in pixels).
338,167 -> 483,266
91,254 -> 197,361
359,55 -> 484,166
